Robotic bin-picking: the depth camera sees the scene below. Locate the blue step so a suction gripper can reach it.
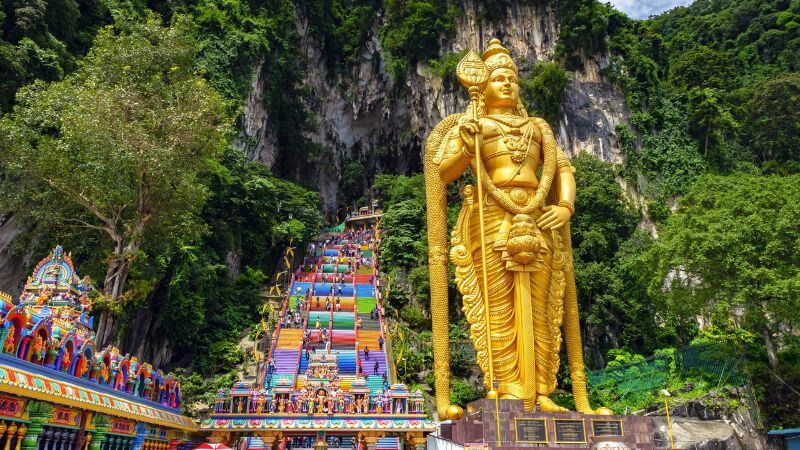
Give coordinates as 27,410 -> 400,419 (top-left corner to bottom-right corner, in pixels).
335,350 -> 357,374
291,282 -> 312,296
356,284 -> 375,297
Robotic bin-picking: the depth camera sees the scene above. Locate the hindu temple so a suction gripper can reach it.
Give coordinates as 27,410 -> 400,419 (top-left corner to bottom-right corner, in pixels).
0,246 -> 196,450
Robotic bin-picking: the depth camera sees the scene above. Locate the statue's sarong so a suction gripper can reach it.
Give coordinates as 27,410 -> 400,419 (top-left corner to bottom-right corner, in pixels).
452,186 -> 565,406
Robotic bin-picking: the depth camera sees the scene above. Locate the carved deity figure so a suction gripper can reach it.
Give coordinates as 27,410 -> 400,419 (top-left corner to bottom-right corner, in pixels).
3,325 -> 15,353
31,335 -> 44,363
75,356 -> 88,378
425,39 -> 608,416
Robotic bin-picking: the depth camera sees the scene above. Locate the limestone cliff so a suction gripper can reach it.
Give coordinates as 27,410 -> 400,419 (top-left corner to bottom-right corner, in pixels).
237,0 -> 631,212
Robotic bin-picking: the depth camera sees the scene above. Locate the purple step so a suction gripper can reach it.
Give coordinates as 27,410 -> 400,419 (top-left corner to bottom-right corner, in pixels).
359,350 -> 387,376
272,349 -> 299,373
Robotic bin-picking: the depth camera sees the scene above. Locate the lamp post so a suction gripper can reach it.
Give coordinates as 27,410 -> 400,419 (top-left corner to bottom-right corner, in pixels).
493,378 -> 501,445
660,389 -> 675,449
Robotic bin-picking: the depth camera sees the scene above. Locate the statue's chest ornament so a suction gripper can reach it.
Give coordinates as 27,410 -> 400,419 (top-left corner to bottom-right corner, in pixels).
487,115 -> 534,164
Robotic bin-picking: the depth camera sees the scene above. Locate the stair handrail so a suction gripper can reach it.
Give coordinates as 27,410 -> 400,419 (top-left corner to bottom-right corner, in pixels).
262,266 -> 293,384
265,248 -> 318,390
369,237 -> 397,384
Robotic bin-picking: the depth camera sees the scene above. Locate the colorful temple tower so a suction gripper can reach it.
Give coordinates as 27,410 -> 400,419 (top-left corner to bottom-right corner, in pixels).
202,227 -> 434,450
0,246 -> 197,450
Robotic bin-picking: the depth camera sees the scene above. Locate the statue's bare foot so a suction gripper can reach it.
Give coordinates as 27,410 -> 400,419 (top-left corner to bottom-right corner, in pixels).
536,396 -> 568,412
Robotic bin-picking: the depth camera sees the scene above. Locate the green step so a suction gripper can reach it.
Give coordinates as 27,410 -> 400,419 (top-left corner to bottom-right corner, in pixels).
357,297 -> 377,314
308,311 -> 330,323
332,314 -> 355,328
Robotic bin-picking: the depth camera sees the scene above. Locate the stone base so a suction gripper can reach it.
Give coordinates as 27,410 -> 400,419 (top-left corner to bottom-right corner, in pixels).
440,399 -> 654,450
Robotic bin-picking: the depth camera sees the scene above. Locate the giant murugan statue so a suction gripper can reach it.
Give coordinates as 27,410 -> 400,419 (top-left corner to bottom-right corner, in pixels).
425,39 -> 607,417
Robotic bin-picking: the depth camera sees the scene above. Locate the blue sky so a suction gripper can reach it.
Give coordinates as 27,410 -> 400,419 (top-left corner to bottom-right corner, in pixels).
607,0 -> 694,19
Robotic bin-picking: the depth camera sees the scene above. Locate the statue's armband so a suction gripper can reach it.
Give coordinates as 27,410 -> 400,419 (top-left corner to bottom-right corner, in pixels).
556,147 -> 575,174
437,128 -> 470,184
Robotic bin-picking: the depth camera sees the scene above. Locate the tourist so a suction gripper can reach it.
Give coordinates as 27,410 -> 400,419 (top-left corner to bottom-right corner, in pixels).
373,359 -> 379,375
378,335 -> 384,350
364,346 -> 369,360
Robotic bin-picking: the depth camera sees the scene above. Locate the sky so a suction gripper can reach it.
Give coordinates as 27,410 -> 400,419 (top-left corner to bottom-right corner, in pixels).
607,0 -> 694,19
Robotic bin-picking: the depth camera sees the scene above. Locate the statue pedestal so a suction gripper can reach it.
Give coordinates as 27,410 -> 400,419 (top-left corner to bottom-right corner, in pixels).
440,399 -> 655,450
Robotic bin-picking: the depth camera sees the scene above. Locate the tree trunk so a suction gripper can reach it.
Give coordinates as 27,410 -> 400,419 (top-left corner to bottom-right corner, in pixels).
95,240 -> 134,348
226,247 -> 242,280
763,326 -> 779,371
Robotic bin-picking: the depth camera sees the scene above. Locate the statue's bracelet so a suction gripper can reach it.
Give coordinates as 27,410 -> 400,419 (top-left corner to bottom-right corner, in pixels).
558,200 -> 575,215
462,146 -> 475,159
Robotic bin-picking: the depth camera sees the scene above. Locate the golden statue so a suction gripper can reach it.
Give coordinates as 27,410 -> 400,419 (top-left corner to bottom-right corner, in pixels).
425,39 -> 607,417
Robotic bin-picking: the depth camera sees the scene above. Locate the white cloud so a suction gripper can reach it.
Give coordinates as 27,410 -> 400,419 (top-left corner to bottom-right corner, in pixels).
606,0 -> 693,19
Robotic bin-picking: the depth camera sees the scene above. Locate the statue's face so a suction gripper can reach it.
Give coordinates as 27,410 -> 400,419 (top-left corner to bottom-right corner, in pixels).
484,68 -> 519,108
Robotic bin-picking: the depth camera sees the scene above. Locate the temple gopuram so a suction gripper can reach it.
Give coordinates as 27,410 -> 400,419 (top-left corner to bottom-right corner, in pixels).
203,227 -> 435,450
0,246 -> 198,450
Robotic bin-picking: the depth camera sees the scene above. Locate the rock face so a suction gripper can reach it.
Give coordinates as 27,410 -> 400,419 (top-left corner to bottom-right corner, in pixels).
647,392 -> 777,450
237,0 -> 631,212
0,215 -> 27,297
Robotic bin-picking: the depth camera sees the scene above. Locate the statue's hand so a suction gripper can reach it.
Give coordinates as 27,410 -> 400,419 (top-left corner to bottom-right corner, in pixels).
538,205 -> 572,230
459,118 -> 480,155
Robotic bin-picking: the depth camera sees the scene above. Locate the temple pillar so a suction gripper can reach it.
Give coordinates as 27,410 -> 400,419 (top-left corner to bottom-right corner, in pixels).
362,436 -> 378,450
21,402 -> 51,450
130,423 -> 146,450
15,424 -> 27,450
65,430 -> 76,450
87,416 -> 109,450
256,432 -> 281,450
4,422 -> 18,450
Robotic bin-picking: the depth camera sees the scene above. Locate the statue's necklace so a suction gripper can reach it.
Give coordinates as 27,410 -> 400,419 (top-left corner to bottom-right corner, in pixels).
487,115 -> 532,163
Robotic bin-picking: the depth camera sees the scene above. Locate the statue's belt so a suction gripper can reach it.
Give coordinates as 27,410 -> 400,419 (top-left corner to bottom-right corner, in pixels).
478,187 -> 543,216
463,186 -> 552,272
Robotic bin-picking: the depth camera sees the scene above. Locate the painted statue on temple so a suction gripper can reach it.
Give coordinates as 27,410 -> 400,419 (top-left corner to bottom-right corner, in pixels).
425,39 -> 611,417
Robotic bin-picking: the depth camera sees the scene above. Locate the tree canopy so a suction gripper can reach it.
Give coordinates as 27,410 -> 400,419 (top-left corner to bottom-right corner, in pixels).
0,14 -> 232,344
655,174 -> 800,370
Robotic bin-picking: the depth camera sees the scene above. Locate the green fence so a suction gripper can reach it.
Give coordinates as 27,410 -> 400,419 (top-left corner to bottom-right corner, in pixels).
586,343 -> 763,428
587,354 -> 671,406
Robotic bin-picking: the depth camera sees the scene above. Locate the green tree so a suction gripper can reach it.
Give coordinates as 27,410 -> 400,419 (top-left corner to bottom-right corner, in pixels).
0,0 -> 109,111
379,0 -> 457,77
686,87 -> 737,159
655,173 -> 800,371
741,73 -> 800,166
0,14 -> 231,346
569,154 -> 667,365
669,46 -> 732,90
519,61 -> 569,124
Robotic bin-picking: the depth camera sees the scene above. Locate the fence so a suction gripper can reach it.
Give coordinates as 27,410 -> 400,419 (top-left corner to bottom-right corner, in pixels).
586,343 -> 763,429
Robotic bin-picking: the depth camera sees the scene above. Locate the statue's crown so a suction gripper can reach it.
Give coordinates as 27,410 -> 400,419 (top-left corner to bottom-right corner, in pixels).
483,38 -> 517,75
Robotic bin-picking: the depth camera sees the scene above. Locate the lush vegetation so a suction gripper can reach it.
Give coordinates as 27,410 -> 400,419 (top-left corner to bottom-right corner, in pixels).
0,1 -> 322,399
1,13 -> 232,344
0,0 -> 110,111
